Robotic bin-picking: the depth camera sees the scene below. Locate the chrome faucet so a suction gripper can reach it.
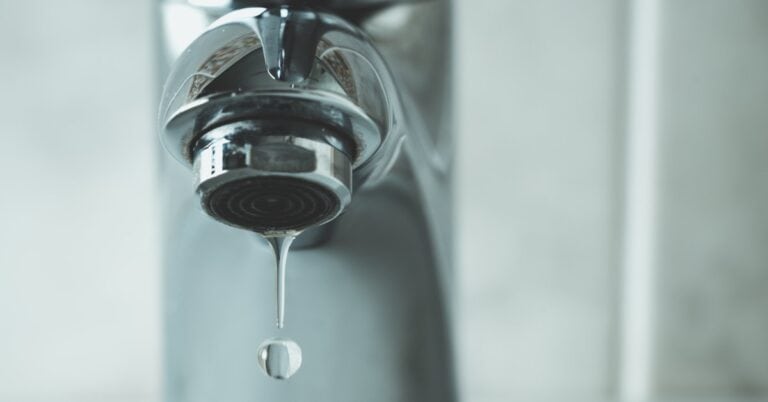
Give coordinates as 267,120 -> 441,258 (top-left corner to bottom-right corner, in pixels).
158,1 -> 455,400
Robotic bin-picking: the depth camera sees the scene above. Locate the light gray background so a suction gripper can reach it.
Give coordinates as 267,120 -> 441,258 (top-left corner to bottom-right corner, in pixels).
2,1 -> 768,401
0,1 -> 159,400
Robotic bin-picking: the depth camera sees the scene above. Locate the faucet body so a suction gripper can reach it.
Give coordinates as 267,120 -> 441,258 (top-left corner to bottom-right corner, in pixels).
157,1 -> 454,401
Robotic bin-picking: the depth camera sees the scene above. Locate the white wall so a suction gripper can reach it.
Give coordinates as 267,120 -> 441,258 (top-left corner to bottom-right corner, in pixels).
456,0 -> 768,401
0,1 -> 160,401
456,1 -> 623,400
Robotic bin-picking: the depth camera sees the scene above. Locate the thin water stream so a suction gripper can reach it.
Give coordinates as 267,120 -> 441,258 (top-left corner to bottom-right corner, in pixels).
264,235 -> 296,329
259,233 -> 302,380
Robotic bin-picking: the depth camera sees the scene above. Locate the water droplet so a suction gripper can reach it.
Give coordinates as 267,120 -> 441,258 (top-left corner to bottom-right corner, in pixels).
257,337 -> 302,380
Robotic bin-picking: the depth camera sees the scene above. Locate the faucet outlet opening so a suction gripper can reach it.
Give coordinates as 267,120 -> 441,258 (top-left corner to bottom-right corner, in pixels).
202,176 -> 342,234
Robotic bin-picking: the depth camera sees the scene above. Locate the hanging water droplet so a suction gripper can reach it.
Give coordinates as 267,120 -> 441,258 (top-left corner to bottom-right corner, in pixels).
257,337 -> 303,380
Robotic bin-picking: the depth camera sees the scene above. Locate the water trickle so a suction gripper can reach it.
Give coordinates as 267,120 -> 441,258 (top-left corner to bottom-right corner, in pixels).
259,234 -> 302,380
257,337 -> 303,380
264,235 -> 296,329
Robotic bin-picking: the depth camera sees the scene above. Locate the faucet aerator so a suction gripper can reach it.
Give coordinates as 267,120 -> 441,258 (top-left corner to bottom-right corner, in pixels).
192,121 -> 353,234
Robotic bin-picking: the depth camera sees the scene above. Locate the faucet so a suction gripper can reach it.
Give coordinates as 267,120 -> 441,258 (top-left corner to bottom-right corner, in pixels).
157,1 -> 455,401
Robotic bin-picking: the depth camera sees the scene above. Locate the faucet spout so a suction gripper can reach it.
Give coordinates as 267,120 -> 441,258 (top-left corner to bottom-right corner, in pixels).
157,2 -> 456,400
159,6 -> 400,235
256,7 -> 325,83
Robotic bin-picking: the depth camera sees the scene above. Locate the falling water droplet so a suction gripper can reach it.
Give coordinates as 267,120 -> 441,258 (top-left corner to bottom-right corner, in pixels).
257,337 -> 303,380
264,235 -> 295,329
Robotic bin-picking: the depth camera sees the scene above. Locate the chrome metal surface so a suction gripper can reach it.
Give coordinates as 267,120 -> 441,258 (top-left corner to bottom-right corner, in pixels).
193,122 -> 352,234
159,6 -> 397,178
159,5 -> 411,231
158,1 -> 454,401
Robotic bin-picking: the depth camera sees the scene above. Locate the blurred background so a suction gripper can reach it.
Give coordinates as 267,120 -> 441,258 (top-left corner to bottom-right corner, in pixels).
1,0 -> 768,401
